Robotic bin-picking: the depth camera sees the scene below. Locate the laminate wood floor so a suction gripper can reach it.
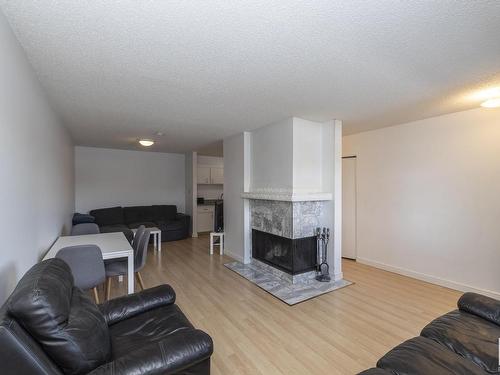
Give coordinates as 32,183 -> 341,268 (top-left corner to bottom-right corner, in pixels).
107,234 -> 461,375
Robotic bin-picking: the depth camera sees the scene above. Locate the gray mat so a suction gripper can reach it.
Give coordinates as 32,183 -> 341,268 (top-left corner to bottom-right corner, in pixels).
225,261 -> 353,305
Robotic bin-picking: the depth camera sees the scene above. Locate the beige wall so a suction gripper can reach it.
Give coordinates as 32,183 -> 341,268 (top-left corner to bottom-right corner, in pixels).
343,107 -> 500,298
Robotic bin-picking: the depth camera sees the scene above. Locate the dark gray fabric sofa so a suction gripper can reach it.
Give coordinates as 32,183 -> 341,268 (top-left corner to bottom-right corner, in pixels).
359,292 -> 500,374
89,205 -> 190,243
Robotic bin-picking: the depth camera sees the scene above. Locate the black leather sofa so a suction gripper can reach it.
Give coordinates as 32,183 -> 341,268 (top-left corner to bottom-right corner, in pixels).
0,259 -> 213,375
359,292 -> 500,374
89,205 -> 190,243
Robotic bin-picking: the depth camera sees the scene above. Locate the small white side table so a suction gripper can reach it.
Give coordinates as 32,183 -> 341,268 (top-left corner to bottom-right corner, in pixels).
132,227 -> 162,252
210,232 -> 224,255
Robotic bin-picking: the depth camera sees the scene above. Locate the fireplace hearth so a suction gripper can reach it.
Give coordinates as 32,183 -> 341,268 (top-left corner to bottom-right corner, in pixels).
252,229 -> 316,275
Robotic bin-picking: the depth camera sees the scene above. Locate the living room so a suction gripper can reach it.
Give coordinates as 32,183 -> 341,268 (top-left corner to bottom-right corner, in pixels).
1,2 -> 500,375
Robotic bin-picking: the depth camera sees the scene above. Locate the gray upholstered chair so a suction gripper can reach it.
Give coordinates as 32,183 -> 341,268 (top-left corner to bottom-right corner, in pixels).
132,225 -> 146,251
55,245 -> 106,303
105,229 -> 151,300
71,222 -> 100,235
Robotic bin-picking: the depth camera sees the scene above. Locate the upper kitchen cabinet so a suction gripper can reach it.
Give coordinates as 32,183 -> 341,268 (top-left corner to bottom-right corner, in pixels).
210,167 -> 224,184
197,165 -> 223,184
197,166 -> 211,184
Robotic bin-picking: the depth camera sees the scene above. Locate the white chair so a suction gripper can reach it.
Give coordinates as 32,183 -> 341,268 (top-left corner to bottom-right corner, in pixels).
209,232 -> 224,255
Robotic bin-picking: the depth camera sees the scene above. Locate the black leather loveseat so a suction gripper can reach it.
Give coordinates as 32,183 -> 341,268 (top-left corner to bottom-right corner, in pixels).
90,205 -> 190,243
359,292 -> 500,374
0,259 -> 213,375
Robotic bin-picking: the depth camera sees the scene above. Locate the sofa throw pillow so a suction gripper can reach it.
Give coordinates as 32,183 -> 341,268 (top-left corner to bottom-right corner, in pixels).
72,213 -> 95,225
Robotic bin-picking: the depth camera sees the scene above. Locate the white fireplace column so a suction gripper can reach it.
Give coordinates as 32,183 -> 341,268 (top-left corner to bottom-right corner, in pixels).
237,117 -> 344,281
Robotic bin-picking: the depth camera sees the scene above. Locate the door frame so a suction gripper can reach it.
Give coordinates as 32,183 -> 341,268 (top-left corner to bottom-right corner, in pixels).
342,155 -> 357,260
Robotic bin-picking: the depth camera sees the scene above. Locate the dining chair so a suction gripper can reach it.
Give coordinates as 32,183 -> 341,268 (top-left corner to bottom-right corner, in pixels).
56,245 -> 106,303
105,229 -> 151,300
132,225 -> 146,251
71,223 -> 100,236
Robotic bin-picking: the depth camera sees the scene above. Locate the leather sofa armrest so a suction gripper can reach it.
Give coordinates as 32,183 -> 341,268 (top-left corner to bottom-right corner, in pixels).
99,285 -> 176,326
458,292 -> 500,326
87,329 -> 213,375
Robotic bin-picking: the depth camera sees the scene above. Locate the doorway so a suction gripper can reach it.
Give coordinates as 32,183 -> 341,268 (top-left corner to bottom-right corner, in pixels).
342,156 -> 357,259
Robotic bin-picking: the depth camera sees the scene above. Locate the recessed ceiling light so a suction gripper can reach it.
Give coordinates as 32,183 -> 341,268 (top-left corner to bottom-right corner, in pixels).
480,98 -> 500,108
139,139 -> 154,147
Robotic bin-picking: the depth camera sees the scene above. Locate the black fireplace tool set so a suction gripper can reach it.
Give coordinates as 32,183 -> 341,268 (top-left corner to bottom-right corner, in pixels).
315,227 -> 331,282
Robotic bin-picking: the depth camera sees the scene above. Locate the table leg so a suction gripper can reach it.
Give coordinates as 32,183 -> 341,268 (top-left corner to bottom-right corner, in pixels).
220,234 -> 224,255
158,232 -> 161,252
210,233 -> 214,254
127,252 -> 134,294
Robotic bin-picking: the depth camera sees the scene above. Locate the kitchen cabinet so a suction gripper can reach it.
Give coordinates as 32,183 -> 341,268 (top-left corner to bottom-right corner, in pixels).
197,205 -> 214,232
210,167 -> 224,184
197,166 -> 223,184
197,166 -> 211,184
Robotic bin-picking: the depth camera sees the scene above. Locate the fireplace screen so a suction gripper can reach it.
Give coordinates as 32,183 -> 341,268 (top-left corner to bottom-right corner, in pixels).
252,229 -> 316,275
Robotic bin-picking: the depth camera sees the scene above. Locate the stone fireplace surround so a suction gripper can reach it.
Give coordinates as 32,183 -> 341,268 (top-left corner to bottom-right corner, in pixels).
246,197 -> 329,283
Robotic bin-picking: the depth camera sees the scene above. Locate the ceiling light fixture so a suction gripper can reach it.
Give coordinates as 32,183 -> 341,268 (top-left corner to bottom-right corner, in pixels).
480,98 -> 500,109
139,139 -> 154,147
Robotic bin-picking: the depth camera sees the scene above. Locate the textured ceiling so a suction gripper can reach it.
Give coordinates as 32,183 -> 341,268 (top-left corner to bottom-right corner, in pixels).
2,1 -> 500,154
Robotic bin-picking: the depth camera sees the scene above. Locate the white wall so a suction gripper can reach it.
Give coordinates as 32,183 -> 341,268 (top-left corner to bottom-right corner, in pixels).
343,107 -> 500,298
75,146 -> 185,213
223,133 -> 251,262
0,11 -> 74,303
293,118 -> 323,191
251,118 -> 294,190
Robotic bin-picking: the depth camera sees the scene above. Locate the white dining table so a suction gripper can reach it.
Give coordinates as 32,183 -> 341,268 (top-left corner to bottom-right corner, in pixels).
43,232 -> 135,294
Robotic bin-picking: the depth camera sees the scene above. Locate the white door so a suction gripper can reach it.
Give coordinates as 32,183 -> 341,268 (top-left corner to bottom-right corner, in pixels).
210,167 -> 224,184
342,157 -> 357,259
197,166 -> 211,184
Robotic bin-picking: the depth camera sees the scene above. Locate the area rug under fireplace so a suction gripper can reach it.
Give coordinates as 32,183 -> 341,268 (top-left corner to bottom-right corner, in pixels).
225,260 -> 353,305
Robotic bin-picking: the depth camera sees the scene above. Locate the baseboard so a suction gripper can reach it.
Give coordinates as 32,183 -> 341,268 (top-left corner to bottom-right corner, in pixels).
357,257 -> 500,300
224,249 -> 245,263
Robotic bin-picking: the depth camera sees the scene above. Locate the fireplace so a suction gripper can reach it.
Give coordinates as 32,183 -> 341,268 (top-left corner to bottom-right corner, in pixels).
252,229 -> 316,275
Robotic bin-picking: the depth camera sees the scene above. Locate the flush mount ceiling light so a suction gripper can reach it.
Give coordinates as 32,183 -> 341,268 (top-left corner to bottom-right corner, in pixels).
139,139 -> 154,147
471,87 -> 500,108
480,98 -> 500,108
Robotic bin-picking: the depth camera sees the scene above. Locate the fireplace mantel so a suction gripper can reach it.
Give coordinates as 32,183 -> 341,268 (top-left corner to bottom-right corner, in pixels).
241,188 -> 332,202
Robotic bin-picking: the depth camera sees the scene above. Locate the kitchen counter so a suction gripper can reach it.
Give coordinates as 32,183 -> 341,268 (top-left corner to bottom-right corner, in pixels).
198,199 -> 222,206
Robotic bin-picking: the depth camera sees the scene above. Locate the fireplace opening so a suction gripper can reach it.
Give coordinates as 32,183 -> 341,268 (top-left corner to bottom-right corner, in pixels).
252,229 -> 317,275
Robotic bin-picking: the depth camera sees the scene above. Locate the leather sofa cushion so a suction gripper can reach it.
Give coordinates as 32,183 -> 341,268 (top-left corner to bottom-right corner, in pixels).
90,206 -> 124,226
421,309 -> 500,373
458,292 -> 500,326
377,336 -> 486,375
109,304 -> 193,358
7,259 -> 111,375
357,369 -> 393,375
153,205 -> 177,221
88,330 -> 213,375
123,206 -> 156,224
